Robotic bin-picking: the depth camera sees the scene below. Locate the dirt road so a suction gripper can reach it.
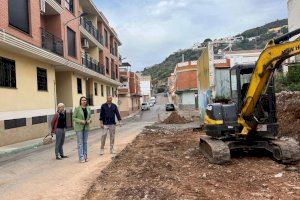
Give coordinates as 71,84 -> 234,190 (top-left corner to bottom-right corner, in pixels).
0,99 -> 166,200
84,124 -> 300,200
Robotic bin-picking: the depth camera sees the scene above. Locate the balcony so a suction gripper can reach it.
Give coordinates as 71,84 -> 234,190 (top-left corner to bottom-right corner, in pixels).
118,87 -> 129,95
42,0 -> 63,15
81,52 -> 105,75
41,28 -> 63,56
80,17 -> 103,46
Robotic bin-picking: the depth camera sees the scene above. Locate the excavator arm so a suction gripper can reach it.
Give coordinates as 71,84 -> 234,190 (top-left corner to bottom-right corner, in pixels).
239,28 -> 300,135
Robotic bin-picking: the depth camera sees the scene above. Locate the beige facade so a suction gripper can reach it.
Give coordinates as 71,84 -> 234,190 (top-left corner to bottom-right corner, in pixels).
0,0 -> 121,146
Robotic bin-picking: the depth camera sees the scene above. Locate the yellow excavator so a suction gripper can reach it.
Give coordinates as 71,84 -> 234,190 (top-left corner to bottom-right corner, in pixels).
200,28 -> 300,164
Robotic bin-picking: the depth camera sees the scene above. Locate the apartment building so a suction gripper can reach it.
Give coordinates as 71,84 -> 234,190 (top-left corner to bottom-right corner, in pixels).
118,63 -> 141,117
173,61 -> 198,109
0,0 -> 121,146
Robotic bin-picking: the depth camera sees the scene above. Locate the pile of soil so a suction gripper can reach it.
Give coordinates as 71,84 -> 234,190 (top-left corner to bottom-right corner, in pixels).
163,111 -> 189,124
83,127 -> 300,200
276,91 -> 300,142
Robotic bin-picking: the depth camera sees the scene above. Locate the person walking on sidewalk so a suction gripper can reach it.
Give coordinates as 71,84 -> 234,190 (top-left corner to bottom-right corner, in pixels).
51,103 -> 68,160
73,97 -> 92,163
99,96 -> 122,155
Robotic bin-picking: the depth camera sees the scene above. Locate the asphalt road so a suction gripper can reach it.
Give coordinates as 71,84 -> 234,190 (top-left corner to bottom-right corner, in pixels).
0,94 -> 168,200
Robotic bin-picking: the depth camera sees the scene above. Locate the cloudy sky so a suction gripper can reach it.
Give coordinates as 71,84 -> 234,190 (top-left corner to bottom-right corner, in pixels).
95,0 -> 287,71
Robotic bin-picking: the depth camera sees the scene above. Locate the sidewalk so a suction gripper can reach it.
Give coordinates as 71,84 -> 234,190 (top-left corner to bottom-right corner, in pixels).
0,110 -> 141,159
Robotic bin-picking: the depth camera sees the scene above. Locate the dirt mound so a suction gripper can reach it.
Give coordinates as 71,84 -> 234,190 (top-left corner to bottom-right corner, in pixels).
163,111 -> 189,124
83,128 -> 300,200
276,91 -> 300,142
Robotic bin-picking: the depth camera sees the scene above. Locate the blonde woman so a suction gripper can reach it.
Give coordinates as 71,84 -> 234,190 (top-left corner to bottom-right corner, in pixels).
73,97 -> 92,163
51,103 -> 68,160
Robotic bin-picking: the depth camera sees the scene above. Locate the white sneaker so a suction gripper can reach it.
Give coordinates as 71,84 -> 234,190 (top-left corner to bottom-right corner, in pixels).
100,149 -> 104,155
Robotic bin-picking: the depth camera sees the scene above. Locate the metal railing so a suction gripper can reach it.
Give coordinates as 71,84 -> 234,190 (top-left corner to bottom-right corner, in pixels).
81,52 -> 105,75
41,28 -> 64,56
80,17 -> 103,45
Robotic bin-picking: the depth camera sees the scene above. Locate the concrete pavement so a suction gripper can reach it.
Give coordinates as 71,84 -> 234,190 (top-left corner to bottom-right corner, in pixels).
0,98 -> 167,200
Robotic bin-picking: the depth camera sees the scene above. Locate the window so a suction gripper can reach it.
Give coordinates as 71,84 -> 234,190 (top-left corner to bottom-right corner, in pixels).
8,0 -> 29,33
112,87 -> 114,97
115,65 -> 118,78
77,78 -> 82,94
67,27 -> 76,57
37,68 -> 47,91
65,0 -> 74,13
104,29 -> 108,47
94,82 -> 98,96
0,57 -> 16,88
106,86 -> 110,96
101,84 -> 104,96
106,57 -> 109,74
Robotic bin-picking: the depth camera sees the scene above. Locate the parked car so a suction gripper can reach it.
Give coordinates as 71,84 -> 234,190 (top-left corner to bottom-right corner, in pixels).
150,97 -> 156,104
149,102 -> 154,107
166,103 -> 175,111
141,102 -> 150,111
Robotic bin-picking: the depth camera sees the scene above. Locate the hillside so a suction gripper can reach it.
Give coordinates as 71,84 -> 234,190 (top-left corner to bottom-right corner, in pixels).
142,48 -> 203,93
142,19 -> 288,92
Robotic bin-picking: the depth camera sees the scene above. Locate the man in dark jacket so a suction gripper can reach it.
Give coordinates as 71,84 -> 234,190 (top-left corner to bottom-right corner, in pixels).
99,96 -> 121,155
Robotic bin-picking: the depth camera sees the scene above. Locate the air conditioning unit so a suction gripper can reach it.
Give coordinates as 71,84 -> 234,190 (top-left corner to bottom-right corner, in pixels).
40,0 -> 46,13
82,39 -> 89,49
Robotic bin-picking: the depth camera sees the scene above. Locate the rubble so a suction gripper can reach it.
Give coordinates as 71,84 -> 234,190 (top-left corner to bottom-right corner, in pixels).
276,91 -> 300,142
162,111 -> 189,124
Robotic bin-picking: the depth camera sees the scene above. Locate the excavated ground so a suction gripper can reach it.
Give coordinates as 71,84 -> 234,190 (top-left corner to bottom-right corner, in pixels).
277,91 -> 300,142
83,125 -> 300,200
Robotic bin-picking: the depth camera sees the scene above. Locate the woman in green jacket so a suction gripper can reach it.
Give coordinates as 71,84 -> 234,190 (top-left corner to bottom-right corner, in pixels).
73,96 -> 92,163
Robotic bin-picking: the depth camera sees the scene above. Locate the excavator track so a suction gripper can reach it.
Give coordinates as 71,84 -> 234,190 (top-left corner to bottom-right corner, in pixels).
199,136 -> 231,164
270,139 -> 300,164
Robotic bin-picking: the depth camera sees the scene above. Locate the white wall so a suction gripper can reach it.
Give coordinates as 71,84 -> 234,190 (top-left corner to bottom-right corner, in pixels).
140,80 -> 151,96
226,54 -> 260,67
288,0 -> 300,62
180,91 -> 196,105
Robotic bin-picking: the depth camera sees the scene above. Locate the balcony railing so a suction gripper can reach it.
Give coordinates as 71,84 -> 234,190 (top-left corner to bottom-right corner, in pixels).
41,28 -> 63,56
81,52 -> 105,75
80,17 -> 103,45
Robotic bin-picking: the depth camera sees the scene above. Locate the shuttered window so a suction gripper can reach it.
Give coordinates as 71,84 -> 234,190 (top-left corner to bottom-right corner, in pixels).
8,0 -> 30,33
67,27 -> 76,57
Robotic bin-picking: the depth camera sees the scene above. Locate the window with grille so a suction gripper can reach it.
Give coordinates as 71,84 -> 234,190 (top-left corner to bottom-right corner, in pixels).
111,87 -> 114,97
106,86 -> 110,96
0,57 -> 16,88
9,0 -> 29,33
94,82 -> 98,96
37,68 -> 47,91
101,85 -> 104,96
77,78 -> 82,94
65,0 -> 74,13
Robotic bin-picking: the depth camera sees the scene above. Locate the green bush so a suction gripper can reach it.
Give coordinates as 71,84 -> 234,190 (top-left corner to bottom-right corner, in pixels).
275,64 -> 300,92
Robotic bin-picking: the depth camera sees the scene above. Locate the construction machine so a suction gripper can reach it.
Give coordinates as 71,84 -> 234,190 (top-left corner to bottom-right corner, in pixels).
200,28 -> 300,164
